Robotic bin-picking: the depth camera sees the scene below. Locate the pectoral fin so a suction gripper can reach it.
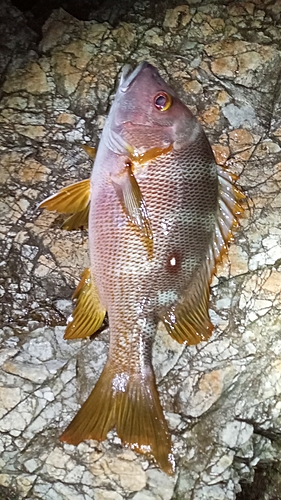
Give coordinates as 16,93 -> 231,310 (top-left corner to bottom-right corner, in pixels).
131,144 -> 173,165
64,268 -> 106,339
111,162 -> 152,240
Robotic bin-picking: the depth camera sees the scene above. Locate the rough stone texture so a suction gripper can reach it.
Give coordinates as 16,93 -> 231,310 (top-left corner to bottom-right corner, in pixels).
1,1 -> 281,499
0,1 -> 38,93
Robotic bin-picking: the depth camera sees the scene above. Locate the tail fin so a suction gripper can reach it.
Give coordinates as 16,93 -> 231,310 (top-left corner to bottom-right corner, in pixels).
60,362 -> 174,474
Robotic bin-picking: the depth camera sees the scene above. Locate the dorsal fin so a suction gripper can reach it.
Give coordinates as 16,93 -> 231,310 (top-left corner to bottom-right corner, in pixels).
208,165 -> 245,273
160,165 -> 245,345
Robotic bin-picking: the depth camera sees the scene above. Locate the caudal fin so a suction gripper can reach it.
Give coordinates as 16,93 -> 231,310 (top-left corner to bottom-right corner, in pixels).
60,362 -> 174,474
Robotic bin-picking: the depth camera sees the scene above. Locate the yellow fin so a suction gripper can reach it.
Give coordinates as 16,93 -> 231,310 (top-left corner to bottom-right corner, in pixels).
60,363 -> 115,444
160,165 -> 245,346
160,283 -> 213,345
116,370 -> 174,474
208,165 -> 245,272
60,362 -> 174,475
111,161 -> 152,240
64,268 -> 106,339
130,144 -> 173,166
81,144 -> 97,159
62,203 -> 90,230
39,179 -> 90,213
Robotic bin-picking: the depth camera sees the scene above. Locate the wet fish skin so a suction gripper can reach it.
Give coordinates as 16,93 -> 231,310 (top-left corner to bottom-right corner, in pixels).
40,62 -> 243,474
88,63 -> 219,343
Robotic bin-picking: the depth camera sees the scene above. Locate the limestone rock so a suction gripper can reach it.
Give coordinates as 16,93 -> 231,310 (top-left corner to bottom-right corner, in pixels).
1,1 -> 281,499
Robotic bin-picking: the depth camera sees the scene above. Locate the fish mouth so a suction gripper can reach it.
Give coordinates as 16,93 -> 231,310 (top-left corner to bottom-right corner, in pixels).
119,61 -> 150,92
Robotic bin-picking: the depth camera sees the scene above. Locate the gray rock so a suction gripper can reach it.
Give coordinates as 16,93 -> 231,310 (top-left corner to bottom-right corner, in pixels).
1,1 -> 281,499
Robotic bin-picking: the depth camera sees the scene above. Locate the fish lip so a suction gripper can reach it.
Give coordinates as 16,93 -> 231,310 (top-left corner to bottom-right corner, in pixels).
119,61 -> 150,92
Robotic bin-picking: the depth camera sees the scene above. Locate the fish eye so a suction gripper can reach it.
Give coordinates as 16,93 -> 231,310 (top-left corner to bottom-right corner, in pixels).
154,92 -> 172,111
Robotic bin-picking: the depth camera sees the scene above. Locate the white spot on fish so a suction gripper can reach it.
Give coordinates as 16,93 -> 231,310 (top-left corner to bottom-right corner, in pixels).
166,251 -> 182,273
157,290 -> 178,306
161,221 -> 169,235
170,257 -> 176,266
112,373 -> 129,393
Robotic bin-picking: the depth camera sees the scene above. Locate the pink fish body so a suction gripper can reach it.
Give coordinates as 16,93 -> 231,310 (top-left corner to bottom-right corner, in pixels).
40,62 -> 243,473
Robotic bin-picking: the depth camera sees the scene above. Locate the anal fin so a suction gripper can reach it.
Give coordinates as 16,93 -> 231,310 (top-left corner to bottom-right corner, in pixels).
64,268 -> 106,339
60,362 -> 174,475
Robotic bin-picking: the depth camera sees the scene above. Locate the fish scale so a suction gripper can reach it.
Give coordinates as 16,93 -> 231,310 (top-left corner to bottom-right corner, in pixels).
39,61 -> 244,474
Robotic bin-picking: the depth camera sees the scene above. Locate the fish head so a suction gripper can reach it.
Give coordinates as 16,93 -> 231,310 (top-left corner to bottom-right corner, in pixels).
105,62 -> 202,154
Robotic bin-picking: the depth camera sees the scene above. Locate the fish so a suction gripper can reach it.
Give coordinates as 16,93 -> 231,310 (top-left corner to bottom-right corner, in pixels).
39,61 -> 244,474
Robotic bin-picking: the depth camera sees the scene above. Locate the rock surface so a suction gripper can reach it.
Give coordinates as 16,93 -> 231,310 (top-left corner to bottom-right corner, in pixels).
1,1 -> 281,499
